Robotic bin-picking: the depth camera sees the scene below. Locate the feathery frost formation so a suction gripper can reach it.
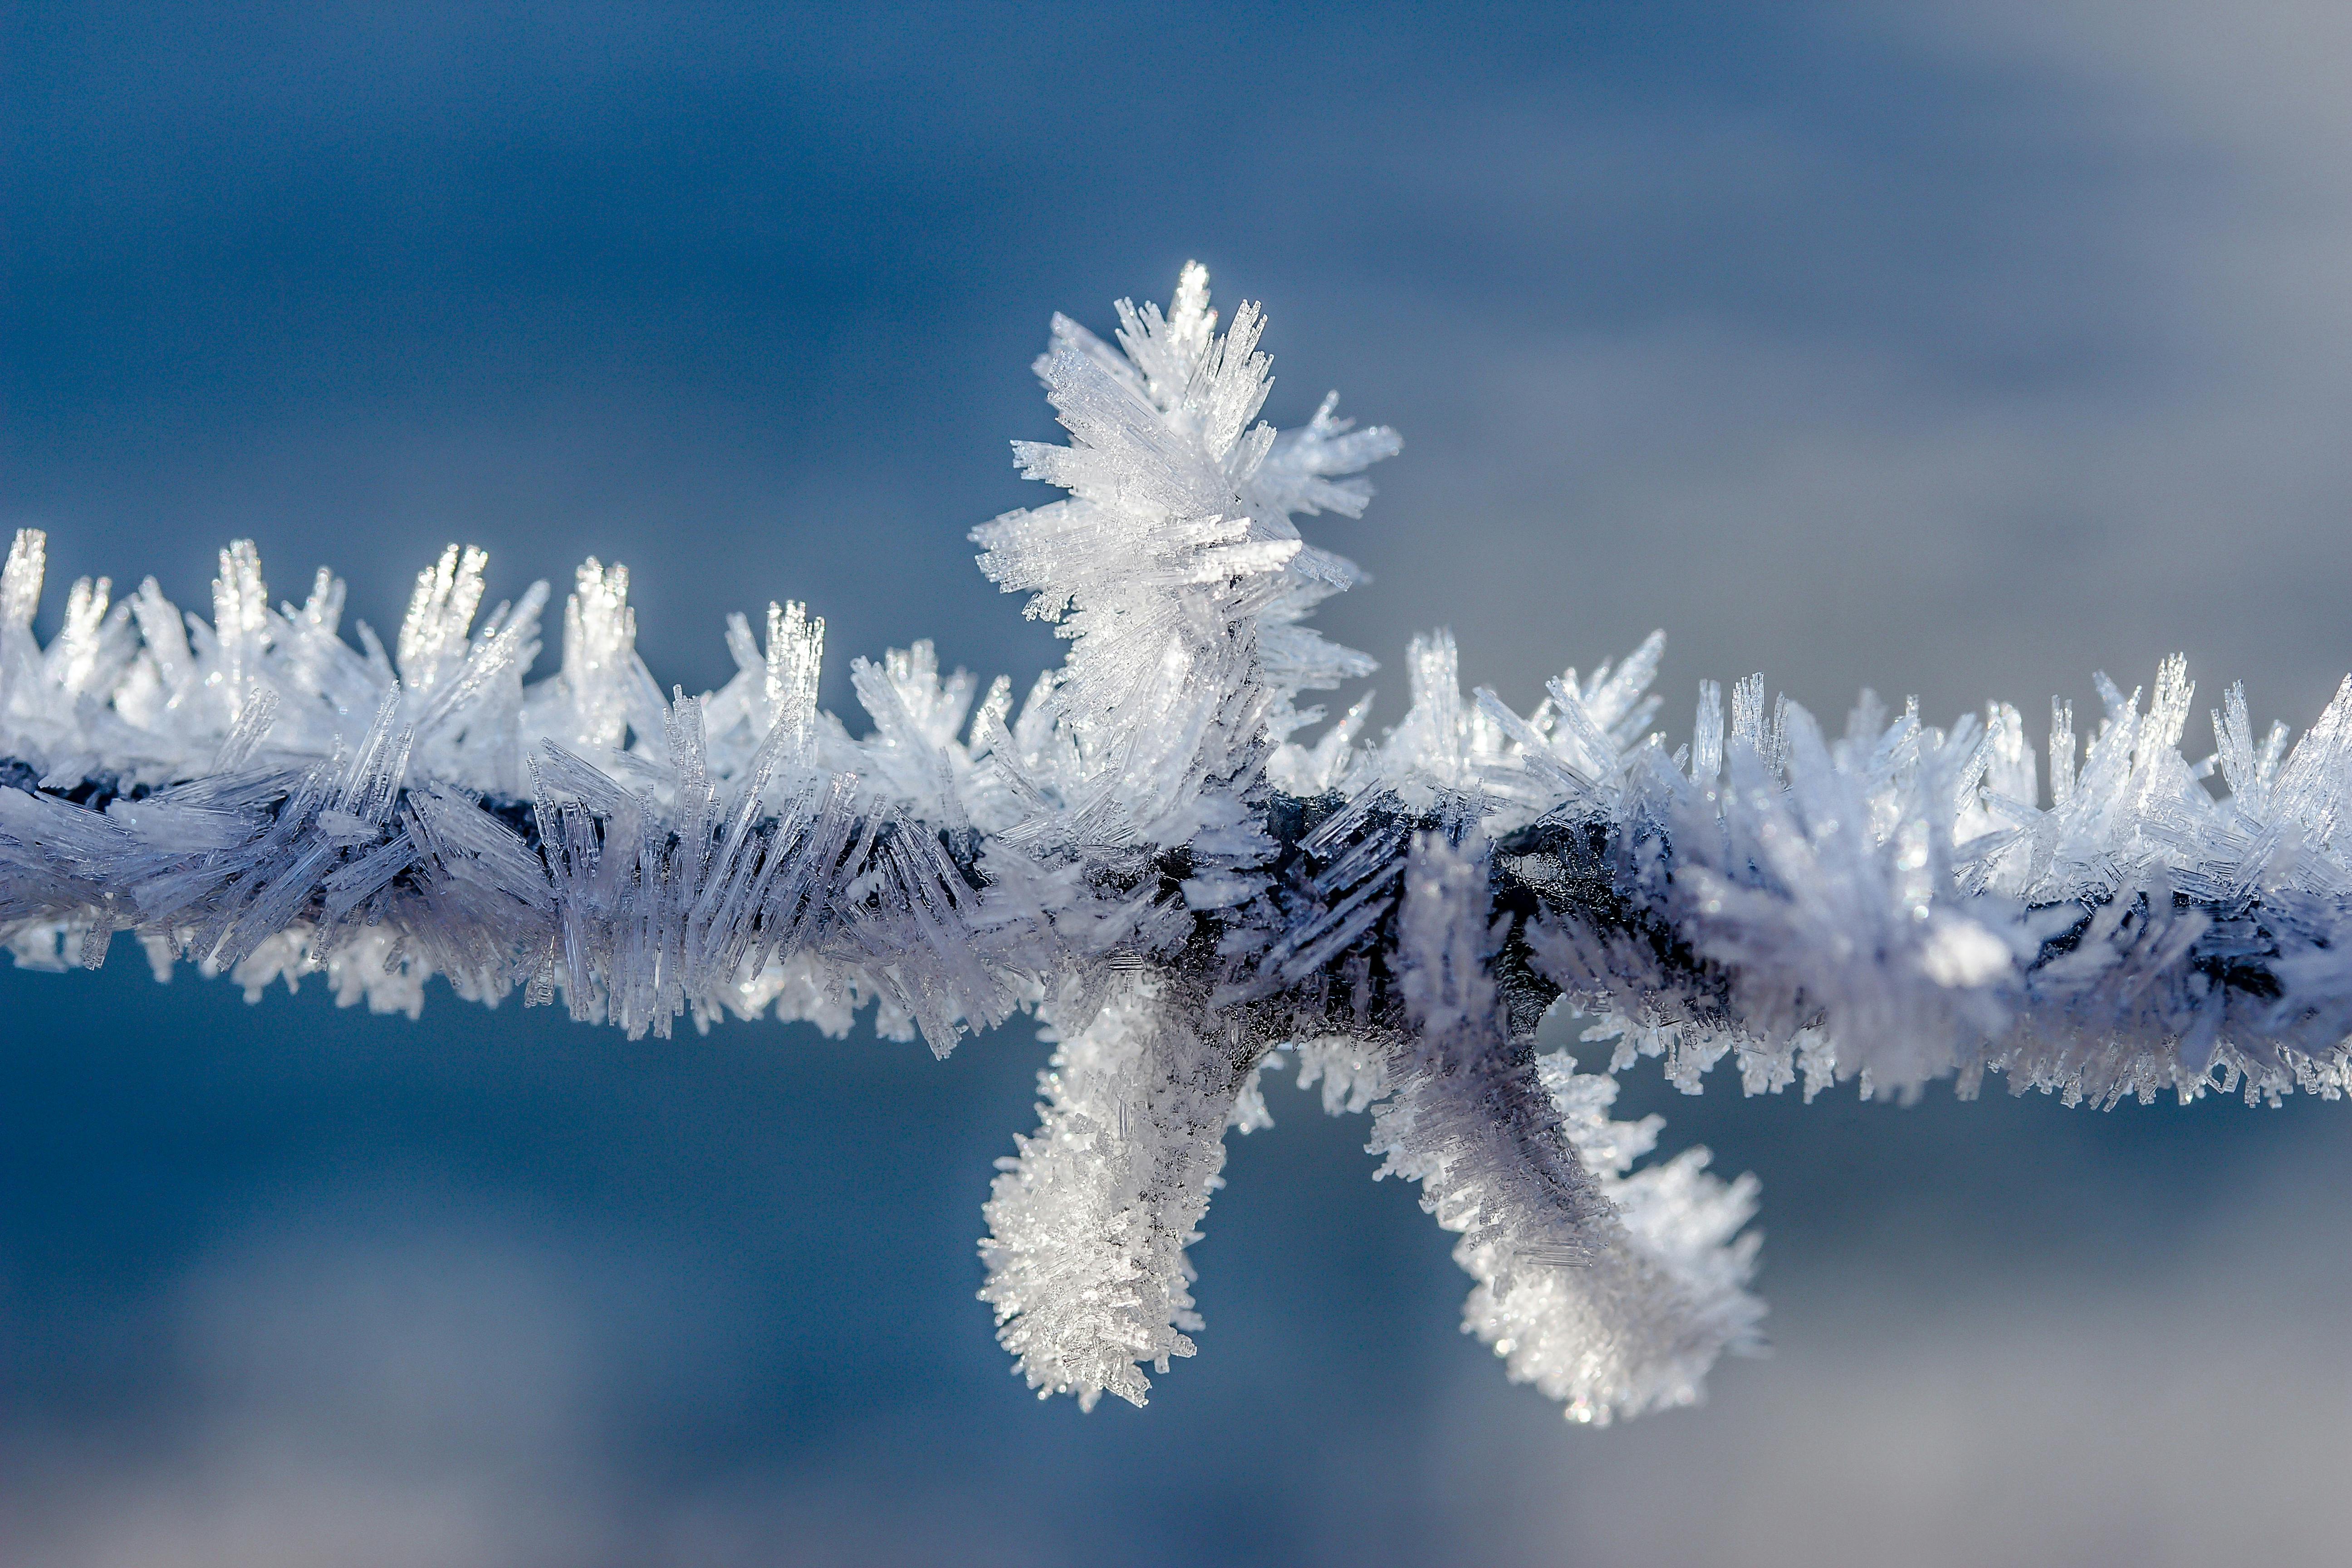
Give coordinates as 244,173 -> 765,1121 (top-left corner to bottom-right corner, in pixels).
4,266 -> 2347,1423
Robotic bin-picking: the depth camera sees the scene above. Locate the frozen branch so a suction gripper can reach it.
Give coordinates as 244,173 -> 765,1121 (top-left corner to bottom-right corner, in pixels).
3,265 -> 2344,1421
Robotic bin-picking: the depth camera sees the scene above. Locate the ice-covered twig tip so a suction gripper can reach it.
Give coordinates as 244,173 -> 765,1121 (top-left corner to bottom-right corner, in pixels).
4,265 -> 2347,1422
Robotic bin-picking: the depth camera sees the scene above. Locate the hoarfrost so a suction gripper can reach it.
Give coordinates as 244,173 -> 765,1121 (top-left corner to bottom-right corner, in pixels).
4,265 -> 2344,1421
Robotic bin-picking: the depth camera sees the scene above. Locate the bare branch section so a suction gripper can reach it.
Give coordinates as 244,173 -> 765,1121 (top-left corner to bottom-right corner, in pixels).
4,267 -> 2344,1421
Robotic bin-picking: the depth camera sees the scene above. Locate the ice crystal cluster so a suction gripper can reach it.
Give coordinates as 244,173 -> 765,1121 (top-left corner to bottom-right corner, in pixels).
4,266 -> 2347,1424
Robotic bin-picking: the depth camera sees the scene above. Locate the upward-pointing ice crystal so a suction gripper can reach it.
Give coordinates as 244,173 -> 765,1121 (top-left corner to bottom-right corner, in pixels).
3,266 -> 2348,1421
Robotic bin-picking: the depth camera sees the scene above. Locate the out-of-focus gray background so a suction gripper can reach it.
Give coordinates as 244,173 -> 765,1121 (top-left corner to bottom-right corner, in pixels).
6,5 -> 2352,1564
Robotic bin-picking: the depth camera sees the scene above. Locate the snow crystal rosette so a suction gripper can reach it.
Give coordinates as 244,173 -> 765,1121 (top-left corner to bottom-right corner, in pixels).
3,265 -> 2347,1422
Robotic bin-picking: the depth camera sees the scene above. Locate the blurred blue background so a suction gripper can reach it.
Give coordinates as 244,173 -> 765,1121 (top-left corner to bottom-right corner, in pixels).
8,5 -> 2352,1563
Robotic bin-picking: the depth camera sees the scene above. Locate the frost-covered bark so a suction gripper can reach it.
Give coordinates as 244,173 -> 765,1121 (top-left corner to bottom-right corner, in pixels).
3,265 -> 2347,1421
1368,829 -> 1762,1425
979,973 -> 1248,1411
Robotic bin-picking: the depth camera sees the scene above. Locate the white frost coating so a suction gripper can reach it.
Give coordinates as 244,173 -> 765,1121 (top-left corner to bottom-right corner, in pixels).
5,265 -> 2351,1425
0,518 -> 1015,1053
1369,832 -> 1762,1425
970,260 -> 1397,848
978,975 -> 1244,1410
1505,1053 -> 1764,1423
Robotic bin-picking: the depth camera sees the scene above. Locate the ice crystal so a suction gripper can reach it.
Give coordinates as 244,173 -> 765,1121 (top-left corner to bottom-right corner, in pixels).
4,265 -> 2346,1422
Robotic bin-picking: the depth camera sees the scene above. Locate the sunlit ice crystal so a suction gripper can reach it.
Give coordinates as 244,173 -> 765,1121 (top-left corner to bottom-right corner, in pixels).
5,265 -> 2350,1425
